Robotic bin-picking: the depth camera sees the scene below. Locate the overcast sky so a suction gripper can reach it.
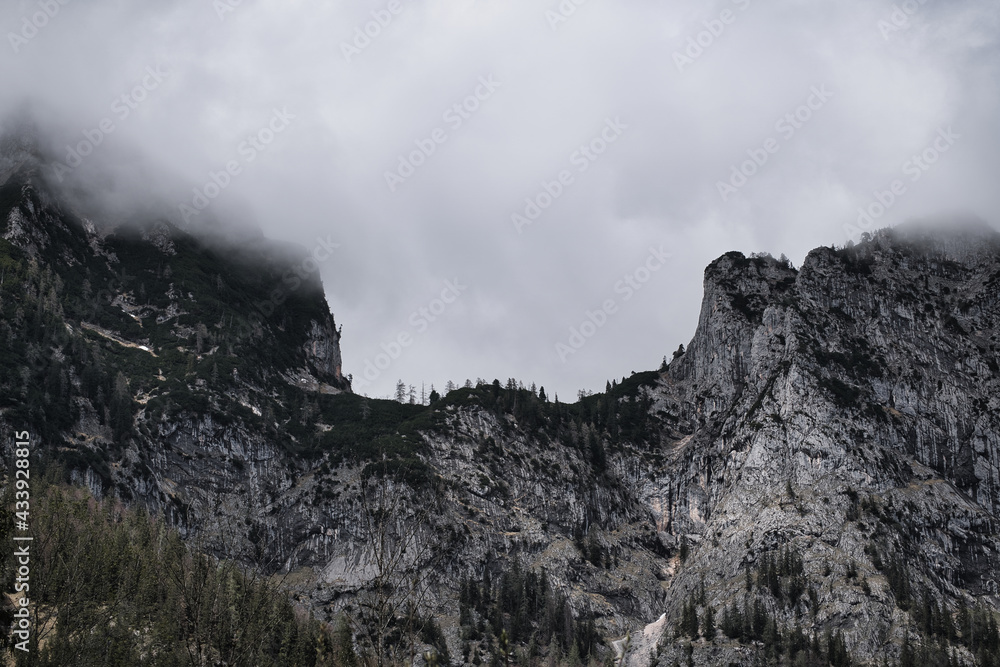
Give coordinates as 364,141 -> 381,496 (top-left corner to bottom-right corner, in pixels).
2,0 -> 999,400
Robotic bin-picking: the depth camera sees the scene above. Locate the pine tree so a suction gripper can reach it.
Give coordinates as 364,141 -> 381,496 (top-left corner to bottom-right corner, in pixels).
722,603 -> 743,640
701,606 -> 716,641
395,379 -> 407,403
940,602 -> 957,641
676,602 -> 686,638
334,615 -> 358,667
687,596 -> 700,638
588,431 -> 607,473
566,641 -> 581,667
751,599 -> 767,640
763,617 -> 779,653
900,632 -> 914,667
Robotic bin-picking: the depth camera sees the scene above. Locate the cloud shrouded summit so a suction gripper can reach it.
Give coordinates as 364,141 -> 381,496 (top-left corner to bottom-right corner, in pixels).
2,0 -> 998,399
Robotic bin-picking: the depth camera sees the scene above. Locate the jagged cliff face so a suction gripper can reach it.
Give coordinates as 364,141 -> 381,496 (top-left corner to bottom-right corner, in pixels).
2,129 -> 1000,665
0,148 -> 350,550
640,226 -> 1000,665
278,225 -> 1000,665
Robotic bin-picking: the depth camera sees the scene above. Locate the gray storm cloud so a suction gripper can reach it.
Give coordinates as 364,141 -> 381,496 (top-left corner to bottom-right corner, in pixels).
2,0 -> 998,399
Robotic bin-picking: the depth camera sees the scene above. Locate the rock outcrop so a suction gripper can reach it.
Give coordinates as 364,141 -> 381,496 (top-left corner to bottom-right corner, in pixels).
2,125 -> 999,665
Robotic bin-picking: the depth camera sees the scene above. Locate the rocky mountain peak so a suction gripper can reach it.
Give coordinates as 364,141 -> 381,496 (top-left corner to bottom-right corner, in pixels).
2,171 -> 999,666
671,251 -> 797,394
638,221 -> 1000,664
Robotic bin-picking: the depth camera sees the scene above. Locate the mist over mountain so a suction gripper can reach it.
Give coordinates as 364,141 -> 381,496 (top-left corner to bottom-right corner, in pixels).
3,1 -> 1000,665
0,106 -> 268,247
2,125 -> 1000,664
3,0 -> 999,401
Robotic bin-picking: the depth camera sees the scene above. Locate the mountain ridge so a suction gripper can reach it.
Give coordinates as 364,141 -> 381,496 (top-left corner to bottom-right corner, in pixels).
1,127 -> 1000,665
